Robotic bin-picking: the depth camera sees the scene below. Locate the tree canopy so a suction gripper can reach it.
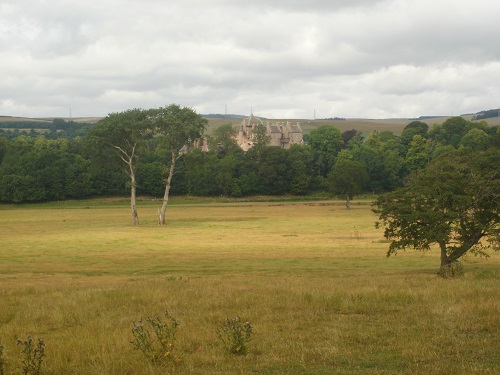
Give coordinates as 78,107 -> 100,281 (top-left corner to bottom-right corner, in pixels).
374,148 -> 500,268
87,109 -> 148,225
150,104 -> 207,225
328,158 -> 368,208
307,125 -> 343,177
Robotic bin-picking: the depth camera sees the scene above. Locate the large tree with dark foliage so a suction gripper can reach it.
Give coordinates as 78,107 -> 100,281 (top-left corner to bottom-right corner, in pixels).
400,121 -> 428,149
374,148 -> 500,268
328,158 -> 368,209
307,125 -> 343,177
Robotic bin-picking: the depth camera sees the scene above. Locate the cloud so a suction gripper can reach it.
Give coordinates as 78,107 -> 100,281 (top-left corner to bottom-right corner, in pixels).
1,0 -> 499,118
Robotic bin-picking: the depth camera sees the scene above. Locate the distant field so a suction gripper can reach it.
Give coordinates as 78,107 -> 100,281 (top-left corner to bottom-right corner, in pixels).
0,116 -> 100,124
0,198 -> 498,374
206,117 -> 414,135
0,116 -> 49,123
2,114 -> 497,136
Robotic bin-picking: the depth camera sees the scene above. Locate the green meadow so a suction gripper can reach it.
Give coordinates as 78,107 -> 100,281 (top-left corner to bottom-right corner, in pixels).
0,198 -> 498,374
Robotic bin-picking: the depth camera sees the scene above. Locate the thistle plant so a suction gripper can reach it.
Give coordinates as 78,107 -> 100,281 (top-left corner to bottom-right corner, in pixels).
16,336 -> 45,375
131,311 -> 179,364
217,316 -> 252,355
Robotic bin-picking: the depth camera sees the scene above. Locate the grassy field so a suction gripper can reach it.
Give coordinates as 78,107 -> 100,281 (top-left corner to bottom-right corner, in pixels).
0,198 -> 499,374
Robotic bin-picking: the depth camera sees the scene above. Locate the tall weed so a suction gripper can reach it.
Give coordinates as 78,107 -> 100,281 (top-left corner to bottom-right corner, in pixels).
217,316 -> 252,355
131,311 -> 179,365
17,336 -> 45,375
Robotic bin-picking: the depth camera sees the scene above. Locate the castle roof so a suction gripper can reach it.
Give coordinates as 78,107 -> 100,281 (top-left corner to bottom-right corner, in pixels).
244,113 -> 264,126
269,125 -> 281,133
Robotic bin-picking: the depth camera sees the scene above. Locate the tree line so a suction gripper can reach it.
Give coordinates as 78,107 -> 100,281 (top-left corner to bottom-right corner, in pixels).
0,107 -> 498,212
0,118 -> 94,139
1,105 -> 498,267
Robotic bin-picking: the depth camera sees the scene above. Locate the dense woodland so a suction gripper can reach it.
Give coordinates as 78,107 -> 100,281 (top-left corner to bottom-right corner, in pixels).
0,115 -> 498,203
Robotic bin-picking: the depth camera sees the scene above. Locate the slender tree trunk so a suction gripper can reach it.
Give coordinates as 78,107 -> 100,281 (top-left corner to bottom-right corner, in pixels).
345,193 -> 351,209
158,150 -> 176,225
112,143 -> 139,226
130,185 -> 139,226
439,241 -> 449,267
130,170 -> 139,226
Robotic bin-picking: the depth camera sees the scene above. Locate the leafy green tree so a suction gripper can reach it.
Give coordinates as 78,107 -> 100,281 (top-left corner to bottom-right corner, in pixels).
328,159 -> 368,208
254,147 -> 290,195
254,124 -> 271,146
460,128 -> 489,151
485,125 -> 500,148
0,174 -> 44,203
231,172 -> 258,197
184,150 -> 218,196
307,125 -> 343,177
401,121 -> 428,150
88,109 -> 147,226
374,148 -> 500,268
404,135 -> 432,173
0,137 -> 9,164
212,123 -> 239,156
137,161 -> 166,197
349,132 -> 405,193
428,117 -> 488,148
341,129 -> 363,149
0,135 -> 93,203
222,145 -> 254,197
287,145 -> 315,195
150,104 -> 207,225
216,155 -> 239,196
65,154 -> 92,198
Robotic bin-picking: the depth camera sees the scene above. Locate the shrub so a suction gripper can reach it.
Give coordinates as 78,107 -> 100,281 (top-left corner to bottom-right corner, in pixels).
16,336 -> 45,375
131,311 -> 179,365
217,316 -> 252,355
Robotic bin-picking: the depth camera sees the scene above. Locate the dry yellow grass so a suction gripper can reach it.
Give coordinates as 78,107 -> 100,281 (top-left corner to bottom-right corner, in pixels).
0,199 -> 498,374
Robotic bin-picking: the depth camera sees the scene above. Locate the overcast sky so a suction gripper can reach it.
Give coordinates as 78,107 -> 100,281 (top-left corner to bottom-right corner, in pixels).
1,0 -> 499,119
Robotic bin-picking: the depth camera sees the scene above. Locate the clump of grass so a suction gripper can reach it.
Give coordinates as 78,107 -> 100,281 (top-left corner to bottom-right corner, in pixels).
16,336 -> 45,375
437,261 -> 464,278
130,310 -> 179,365
217,316 -> 252,355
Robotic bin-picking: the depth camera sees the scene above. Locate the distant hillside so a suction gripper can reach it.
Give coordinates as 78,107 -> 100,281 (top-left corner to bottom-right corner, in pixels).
2,111 -> 498,138
0,114 -> 455,137
0,117 -> 97,139
204,116 -> 414,135
470,108 -> 500,121
202,114 -> 246,119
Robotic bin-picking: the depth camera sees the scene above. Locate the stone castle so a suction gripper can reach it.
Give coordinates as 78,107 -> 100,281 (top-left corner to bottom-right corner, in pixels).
237,113 -> 303,151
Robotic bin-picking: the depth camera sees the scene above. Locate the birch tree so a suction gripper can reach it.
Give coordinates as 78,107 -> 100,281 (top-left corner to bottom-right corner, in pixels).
150,104 -> 207,225
88,109 -> 147,226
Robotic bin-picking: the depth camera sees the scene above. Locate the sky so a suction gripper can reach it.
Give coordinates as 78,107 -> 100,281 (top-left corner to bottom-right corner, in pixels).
1,0 -> 499,119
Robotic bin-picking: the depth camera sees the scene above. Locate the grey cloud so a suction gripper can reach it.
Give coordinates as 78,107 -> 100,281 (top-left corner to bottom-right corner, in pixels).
178,0 -> 389,12
1,0 -> 499,118
0,1 -> 100,58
